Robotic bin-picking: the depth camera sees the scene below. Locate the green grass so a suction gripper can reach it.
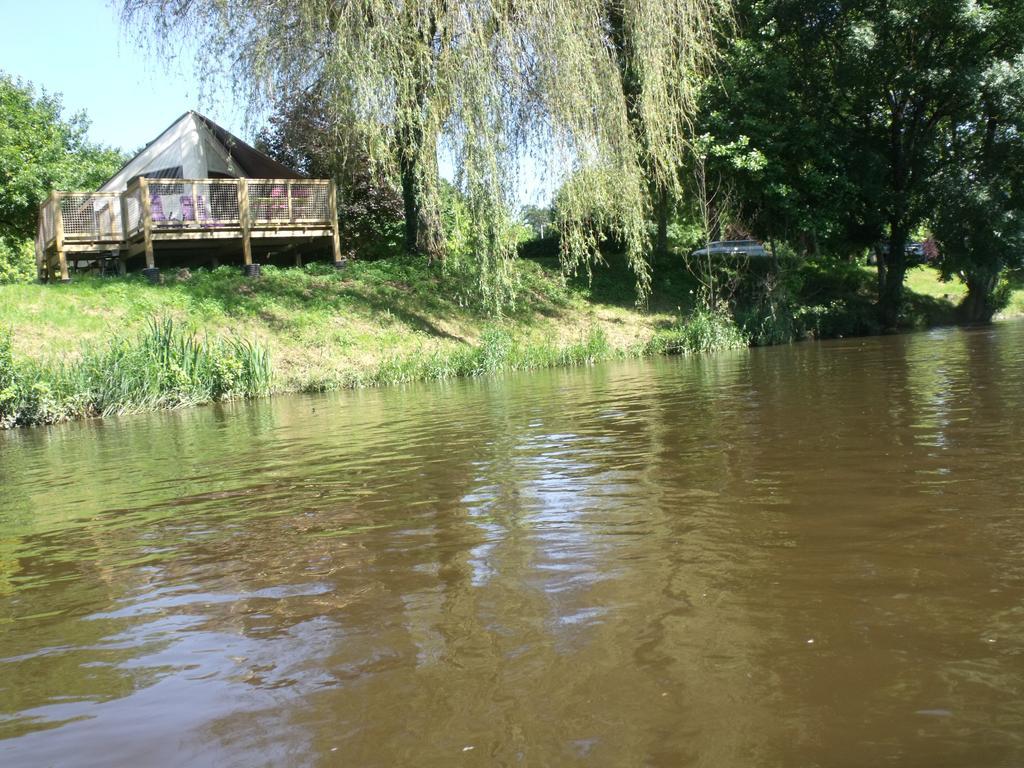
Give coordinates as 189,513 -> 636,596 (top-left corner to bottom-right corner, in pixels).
0,255 -> 1006,428
0,319 -> 271,427
903,265 -> 968,303
647,306 -> 750,355
888,264 -> 1024,320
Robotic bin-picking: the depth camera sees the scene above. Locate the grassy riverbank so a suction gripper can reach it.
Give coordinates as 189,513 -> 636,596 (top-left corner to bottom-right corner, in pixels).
1,255 -> 1018,427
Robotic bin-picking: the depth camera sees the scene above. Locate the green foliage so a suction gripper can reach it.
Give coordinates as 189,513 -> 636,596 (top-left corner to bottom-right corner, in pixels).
0,72 -> 126,241
371,326 -> 613,387
0,236 -> 35,284
122,0 -> 728,306
933,53 -> 1024,323
0,319 -> 271,428
255,92 -> 405,261
697,0 -> 1024,325
648,306 -> 749,355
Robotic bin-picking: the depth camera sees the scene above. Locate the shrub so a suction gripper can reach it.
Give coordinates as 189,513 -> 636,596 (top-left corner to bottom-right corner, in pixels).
0,236 -> 35,284
648,305 -> 749,355
0,319 -> 272,428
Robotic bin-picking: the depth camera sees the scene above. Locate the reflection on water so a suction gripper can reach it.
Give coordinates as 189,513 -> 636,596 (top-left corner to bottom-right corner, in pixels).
3,323 -> 1024,766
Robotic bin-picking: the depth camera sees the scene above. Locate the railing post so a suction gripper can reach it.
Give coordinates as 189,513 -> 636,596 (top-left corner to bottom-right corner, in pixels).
140,178 -> 156,269
54,192 -> 70,282
239,178 -> 253,266
119,190 -> 130,243
329,180 -> 343,265
35,207 -> 46,282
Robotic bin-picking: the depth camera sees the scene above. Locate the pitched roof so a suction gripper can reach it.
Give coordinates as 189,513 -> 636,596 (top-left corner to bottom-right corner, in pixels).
98,111 -> 306,193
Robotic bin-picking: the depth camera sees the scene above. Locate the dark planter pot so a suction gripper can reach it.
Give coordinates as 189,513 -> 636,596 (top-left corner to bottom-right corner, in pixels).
142,267 -> 161,285
243,263 -> 262,278
333,259 -> 349,271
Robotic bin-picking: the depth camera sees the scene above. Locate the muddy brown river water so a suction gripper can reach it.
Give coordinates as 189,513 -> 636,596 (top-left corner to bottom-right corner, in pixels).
2,322 -> 1024,767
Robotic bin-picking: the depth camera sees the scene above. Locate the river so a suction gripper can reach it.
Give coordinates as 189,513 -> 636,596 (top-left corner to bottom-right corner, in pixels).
2,322 -> 1024,766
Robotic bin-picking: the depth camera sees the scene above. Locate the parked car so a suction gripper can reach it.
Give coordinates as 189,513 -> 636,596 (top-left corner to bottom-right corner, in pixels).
690,239 -> 770,259
867,240 -> 937,266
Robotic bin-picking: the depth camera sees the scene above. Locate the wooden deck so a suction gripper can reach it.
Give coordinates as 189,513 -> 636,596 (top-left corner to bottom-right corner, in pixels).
35,177 -> 342,280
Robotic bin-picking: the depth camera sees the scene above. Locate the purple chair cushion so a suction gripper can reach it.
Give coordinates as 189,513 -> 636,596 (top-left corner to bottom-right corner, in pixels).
150,193 -> 166,222
180,196 -> 196,222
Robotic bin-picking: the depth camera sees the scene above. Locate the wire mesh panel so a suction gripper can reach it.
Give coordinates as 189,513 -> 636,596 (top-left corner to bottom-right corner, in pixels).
248,180 -> 331,224
148,180 -> 186,228
147,180 -> 241,229
291,182 -> 331,222
41,198 -> 56,246
59,193 -> 122,240
193,180 -> 240,225
248,181 -> 288,222
94,196 -> 122,239
124,185 -> 143,237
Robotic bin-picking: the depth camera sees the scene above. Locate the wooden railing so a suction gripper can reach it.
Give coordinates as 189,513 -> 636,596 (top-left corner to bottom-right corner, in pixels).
38,178 -> 336,249
38,191 -> 124,246
36,177 -> 341,278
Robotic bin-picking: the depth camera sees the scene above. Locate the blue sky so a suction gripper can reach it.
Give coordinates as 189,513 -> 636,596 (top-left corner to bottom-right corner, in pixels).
0,0 -> 553,204
0,0 -> 246,151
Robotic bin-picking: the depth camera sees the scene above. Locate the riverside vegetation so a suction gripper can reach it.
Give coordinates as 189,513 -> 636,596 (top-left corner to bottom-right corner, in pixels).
4,253 -> 1019,428
3,1 -> 1024,429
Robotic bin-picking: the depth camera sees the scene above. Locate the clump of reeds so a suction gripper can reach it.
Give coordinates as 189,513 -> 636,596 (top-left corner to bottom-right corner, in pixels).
0,319 -> 272,428
646,305 -> 750,356
371,325 -> 613,386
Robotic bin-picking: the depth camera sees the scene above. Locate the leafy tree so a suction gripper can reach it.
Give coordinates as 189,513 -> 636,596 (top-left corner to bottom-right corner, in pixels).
699,0 -> 1024,328
0,72 -> 125,241
933,57 -> 1024,324
0,236 -> 35,284
697,5 -> 873,258
0,72 -> 126,282
121,0 -> 727,306
255,93 -> 404,260
519,205 -> 553,238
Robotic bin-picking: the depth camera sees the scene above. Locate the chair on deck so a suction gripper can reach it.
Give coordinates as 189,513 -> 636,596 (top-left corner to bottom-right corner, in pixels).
270,185 -> 289,219
196,195 -> 216,226
291,185 -> 312,219
180,195 -> 196,223
150,193 -> 167,223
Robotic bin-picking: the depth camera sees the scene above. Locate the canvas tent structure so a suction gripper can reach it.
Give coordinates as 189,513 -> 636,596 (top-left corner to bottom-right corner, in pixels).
35,111 -> 342,281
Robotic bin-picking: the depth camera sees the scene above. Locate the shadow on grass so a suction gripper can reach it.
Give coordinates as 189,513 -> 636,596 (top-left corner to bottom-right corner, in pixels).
67,255 -> 573,342
556,251 -> 698,314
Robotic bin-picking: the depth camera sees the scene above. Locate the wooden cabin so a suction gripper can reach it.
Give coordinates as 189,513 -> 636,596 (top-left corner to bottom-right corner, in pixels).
35,111 -> 342,281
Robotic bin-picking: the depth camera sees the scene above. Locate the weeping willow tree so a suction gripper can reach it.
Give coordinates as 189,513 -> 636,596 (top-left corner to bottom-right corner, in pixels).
121,0 -> 727,305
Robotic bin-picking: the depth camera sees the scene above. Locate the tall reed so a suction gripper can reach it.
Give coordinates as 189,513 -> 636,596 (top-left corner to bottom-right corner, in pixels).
372,326 -> 613,386
0,319 -> 272,428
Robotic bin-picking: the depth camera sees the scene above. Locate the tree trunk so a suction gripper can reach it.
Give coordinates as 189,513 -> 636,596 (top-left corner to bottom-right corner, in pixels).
398,140 -> 445,261
654,186 -> 669,260
397,9 -> 445,262
878,224 -> 908,331
959,269 -> 1001,325
416,196 -> 445,265
879,116 -> 911,331
400,150 -> 419,254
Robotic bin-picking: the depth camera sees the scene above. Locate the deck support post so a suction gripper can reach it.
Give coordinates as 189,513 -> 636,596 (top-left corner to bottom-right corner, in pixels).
329,180 -> 343,266
140,178 -> 156,270
294,252 -> 303,269
120,193 -> 131,248
35,206 -> 46,282
54,192 -> 70,283
239,179 -> 254,267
